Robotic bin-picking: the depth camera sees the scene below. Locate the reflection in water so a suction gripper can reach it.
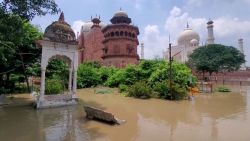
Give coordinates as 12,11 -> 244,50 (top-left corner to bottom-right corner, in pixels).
0,105 -> 90,141
0,87 -> 250,141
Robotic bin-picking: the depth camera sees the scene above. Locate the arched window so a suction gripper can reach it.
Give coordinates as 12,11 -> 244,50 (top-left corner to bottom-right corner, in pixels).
115,31 -> 119,36
111,32 -> 114,37
128,32 -> 132,37
125,32 -> 128,37
132,34 -> 135,38
120,31 -> 124,36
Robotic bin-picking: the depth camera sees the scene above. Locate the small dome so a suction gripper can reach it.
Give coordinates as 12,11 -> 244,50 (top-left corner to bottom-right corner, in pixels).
190,39 -> 198,44
113,10 -> 128,18
81,21 -> 106,33
177,28 -> 200,46
44,12 -> 76,43
207,20 -> 214,25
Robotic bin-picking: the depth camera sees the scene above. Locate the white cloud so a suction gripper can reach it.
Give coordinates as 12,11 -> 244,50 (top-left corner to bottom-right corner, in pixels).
165,6 -> 207,44
72,20 -> 85,35
141,25 -> 168,59
214,17 -> 250,38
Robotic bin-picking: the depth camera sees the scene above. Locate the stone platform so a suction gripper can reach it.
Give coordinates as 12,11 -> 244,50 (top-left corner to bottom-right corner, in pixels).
36,94 -> 77,109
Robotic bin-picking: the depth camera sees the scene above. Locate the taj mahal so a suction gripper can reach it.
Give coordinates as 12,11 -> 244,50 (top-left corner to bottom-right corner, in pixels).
163,20 -> 215,62
162,20 -> 247,71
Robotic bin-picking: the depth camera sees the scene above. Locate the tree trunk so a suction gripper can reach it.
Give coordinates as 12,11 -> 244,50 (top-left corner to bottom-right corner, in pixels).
19,54 -> 30,92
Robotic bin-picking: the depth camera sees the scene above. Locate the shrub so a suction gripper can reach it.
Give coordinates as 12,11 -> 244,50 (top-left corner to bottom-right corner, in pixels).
77,64 -> 101,88
153,82 -> 169,99
127,81 -> 152,99
217,86 -> 231,92
99,66 -> 117,84
105,65 -> 139,87
118,84 -> 128,93
171,83 -> 187,100
148,61 -> 195,89
45,79 -> 63,95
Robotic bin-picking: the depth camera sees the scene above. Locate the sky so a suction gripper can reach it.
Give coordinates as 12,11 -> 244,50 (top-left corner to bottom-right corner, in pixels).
31,0 -> 250,66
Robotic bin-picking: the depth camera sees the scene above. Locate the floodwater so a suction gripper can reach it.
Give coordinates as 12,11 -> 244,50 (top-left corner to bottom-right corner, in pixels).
0,86 -> 250,141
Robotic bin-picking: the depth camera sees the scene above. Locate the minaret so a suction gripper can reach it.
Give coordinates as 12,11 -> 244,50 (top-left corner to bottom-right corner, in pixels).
141,42 -> 144,59
238,38 -> 244,53
238,38 -> 246,70
206,19 -> 215,45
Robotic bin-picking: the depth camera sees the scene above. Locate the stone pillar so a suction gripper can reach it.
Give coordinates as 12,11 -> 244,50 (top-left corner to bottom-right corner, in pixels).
68,67 -> 72,93
40,68 -> 46,101
72,69 -> 77,98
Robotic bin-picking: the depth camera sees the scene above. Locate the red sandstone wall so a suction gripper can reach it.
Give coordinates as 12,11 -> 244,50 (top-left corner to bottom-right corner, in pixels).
78,26 -> 104,64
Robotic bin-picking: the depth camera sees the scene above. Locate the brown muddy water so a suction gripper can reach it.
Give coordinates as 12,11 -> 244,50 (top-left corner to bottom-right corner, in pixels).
0,86 -> 250,141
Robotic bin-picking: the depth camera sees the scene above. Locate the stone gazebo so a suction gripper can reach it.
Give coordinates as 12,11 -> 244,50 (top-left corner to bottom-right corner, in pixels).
36,13 -> 78,108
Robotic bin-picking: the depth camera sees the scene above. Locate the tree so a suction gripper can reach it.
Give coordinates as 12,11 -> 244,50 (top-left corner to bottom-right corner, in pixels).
1,0 -> 60,21
188,44 -> 245,78
0,0 -> 59,93
0,9 -> 42,93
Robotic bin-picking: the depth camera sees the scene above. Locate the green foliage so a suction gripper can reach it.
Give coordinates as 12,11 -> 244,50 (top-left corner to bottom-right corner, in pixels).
188,44 -> 245,76
127,81 -> 152,99
152,82 -> 169,99
99,66 -> 117,84
0,9 -> 42,93
138,59 -> 166,80
1,0 -> 59,21
105,65 -> 139,87
45,79 -> 63,95
118,84 -> 128,93
217,86 -> 231,92
46,60 -> 68,78
77,64 -> 101,88
0,0 -> 59,93
170,83 -> 187,100
148,61 -> 194,88
84,61 -> 101,68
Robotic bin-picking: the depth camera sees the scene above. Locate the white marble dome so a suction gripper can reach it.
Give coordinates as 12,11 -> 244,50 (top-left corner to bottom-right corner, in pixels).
177,28 -> 200,46
81,21 -> 106,33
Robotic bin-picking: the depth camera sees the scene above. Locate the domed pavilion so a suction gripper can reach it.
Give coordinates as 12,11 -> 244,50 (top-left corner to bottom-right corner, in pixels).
36,12 -> 78,109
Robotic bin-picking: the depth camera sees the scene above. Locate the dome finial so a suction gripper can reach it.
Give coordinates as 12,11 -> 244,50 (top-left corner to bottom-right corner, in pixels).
58,12 -> 65,22
120,7 -> 122,11
187,21 -> 189,29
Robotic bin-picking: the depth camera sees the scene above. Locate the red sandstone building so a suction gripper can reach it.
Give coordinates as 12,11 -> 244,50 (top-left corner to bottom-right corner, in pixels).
78,10 -> 140,68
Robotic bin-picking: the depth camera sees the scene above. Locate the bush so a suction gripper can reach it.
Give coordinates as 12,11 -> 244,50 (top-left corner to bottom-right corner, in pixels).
127,81 -> 152,99
217,86 -> 231,92
99,66 -> 117,84
118,84 -> 128,93
45,79 -> 63,95
105,65 -> 139,87
148,61 -> 195,89
170,83 -> 187,100
77,64 -> 101,88
153,82 -> 169,99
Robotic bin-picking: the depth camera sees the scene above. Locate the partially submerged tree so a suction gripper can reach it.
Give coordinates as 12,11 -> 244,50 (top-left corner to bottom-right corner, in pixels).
188,44 -> 245,79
